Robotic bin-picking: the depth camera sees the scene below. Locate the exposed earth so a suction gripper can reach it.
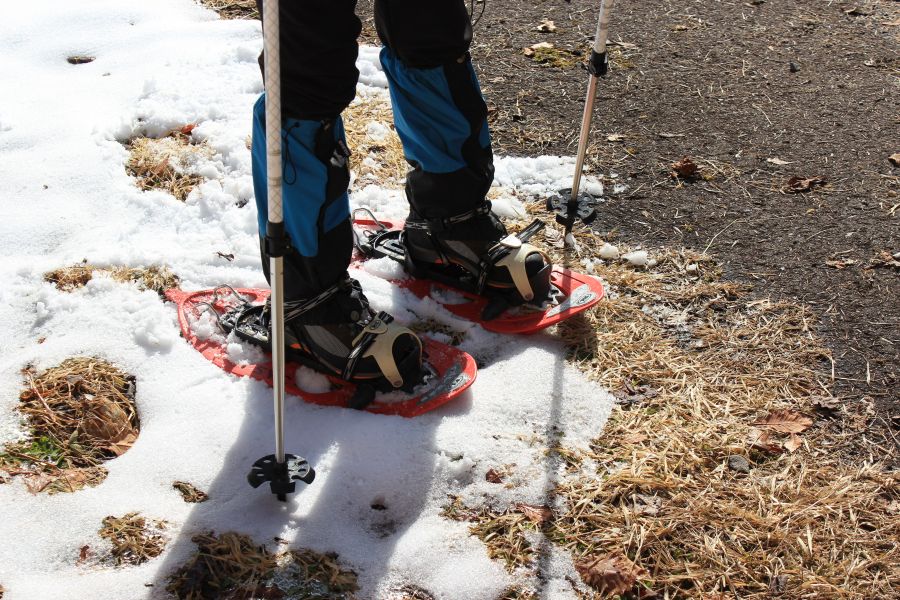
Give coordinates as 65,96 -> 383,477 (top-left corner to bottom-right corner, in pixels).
359,0 -> 900,422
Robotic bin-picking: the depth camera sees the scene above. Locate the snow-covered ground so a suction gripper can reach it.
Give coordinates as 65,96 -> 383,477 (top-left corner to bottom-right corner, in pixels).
0,2 -> 613,598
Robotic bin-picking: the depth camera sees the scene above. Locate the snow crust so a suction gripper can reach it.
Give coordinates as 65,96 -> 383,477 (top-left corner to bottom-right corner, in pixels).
0,2 -> 613,598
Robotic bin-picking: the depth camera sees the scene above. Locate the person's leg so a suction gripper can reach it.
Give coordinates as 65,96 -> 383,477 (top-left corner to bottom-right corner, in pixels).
250,1 -> 421,391
374,0 -> 551,308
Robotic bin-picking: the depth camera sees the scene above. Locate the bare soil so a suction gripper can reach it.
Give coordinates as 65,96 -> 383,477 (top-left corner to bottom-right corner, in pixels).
358,0 -> 900,421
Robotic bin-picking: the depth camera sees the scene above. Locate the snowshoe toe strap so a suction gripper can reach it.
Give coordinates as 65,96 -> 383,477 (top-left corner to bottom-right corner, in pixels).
345,312 -> 422,389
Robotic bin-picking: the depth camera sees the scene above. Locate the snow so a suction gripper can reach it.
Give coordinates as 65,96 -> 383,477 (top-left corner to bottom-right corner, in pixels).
0,2 -> 614,599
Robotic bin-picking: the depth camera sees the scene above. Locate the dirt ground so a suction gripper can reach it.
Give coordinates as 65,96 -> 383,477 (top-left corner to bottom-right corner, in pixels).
359,0 -> 899,423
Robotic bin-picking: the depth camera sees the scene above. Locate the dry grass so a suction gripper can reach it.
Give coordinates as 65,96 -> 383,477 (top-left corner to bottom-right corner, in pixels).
125,128 -> 211,201
344,91 -> 408,188
99,512 -> 168,566
0,357 -> 138,494
45,263 -> 180,297
166,531 -> 358,600
441,205 -> 899,598
173,481 -> 209,503
198,0 -> 257,20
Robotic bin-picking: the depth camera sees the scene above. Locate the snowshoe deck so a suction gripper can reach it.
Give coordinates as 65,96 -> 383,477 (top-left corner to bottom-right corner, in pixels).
165,287 -> 476,417
352,217 -> 605,335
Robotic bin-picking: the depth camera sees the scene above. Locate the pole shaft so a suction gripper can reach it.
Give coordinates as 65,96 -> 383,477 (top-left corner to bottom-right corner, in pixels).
262,0 -> 286,465
570,75 -> 599,201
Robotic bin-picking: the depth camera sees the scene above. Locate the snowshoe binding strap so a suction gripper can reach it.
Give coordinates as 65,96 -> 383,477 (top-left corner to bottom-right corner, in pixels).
477,219 -> 549,302
403,201 -> 493,232
343,311 -> 423,389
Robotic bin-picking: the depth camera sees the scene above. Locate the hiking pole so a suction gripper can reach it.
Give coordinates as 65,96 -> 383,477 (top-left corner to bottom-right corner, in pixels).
247,0 -> 315,502
548,0 -> 615,246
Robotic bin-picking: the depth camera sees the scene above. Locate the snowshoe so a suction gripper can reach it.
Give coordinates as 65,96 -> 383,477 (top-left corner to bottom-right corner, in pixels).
166,285 -> 476,416
352,209 -> 605,334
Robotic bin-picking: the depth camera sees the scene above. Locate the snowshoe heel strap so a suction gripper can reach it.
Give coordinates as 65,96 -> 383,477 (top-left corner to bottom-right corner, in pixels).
344,312 -> 422,388
479,219 -> 549,302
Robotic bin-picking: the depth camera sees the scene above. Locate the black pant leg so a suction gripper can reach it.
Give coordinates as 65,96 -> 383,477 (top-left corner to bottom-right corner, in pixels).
256,0 -> 361,119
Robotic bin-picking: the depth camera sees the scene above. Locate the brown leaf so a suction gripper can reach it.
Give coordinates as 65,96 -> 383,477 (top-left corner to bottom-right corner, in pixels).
621,433 -> 648,445
107,430 -> 138,457
24,472 -> 54,494
889,153 -> 900,167
180,123 -> 197,135
515,503 -> 553,525
783,175 -> 825,193
575,552 -> 647,596
784,434 -> 803,453
753,409 -> 813,434
77,544 -> 92,565
748,428 -> 783,454
485,468 -> 504,484
671,157 -> 699,179
535,19 -> 557,33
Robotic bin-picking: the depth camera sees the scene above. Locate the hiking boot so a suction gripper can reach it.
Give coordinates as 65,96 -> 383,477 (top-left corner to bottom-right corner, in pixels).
233,277 -> 423,393
402,203 -> 553,313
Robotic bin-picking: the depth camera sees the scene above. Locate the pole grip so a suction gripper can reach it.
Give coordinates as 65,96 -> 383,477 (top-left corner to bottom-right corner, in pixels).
263,0 -> 282,226
593,0 -> 616,56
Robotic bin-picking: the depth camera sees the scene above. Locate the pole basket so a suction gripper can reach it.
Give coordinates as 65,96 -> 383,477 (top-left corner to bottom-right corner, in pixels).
548,189 -> 598,229
248,453 -> 316,502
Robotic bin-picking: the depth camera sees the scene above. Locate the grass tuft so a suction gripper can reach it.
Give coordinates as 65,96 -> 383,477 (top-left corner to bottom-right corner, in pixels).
0,357 -> 138,494
99,512 -> 168,566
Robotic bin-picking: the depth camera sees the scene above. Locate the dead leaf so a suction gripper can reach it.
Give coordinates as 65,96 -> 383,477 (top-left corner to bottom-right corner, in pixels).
535,19 -> 557,33
890,153 -> 900,167
671,157 -> 699,179
107,430 -> 139,457
216,251 -> 235,261
783,176 -> 825,193
523,42 -> 554,57
81,397 -> 137,450
766,157 -> 791,165
631,493 -> 663,516
24,472 -> 54,494
151,157 -> 171,177
825,258 -> 857,269
621,433 -> 648,445
753,409 -> 813,434
515,503 -> 553,525
485,468 -> 504,484
77,544 -> 92,565
180,123 -> 196,135
575,552 -> 647,596
614,382 -> 660,404
748,428 -> 783,454
607,133 -> 625,142
784,434 -> 803,453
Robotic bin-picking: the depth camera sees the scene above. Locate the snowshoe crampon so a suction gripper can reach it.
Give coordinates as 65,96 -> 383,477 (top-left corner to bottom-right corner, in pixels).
352,213 -> 605,334
165,286 -> 475,417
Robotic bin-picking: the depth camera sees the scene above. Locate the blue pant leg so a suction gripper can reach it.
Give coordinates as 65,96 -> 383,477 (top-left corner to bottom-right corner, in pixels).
251,94 -> 353,299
